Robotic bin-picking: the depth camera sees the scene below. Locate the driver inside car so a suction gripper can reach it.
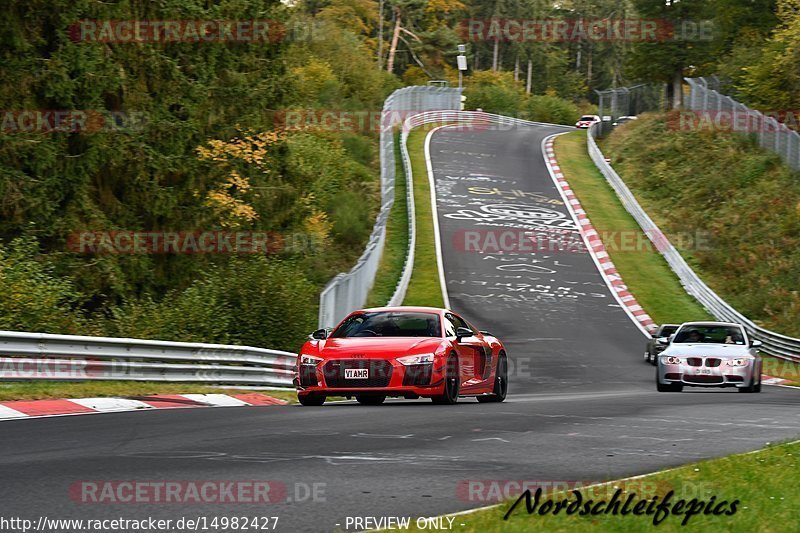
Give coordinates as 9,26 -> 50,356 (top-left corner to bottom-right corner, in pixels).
687,330 -> 705,343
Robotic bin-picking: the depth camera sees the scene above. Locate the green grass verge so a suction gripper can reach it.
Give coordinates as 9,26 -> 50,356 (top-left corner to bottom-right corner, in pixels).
762,356 -> 800,387
402,126 -> 445,308
0,381 -> 298,403
554,131 -> 712,325
367,131 -> 409,307
401,441 -> 799,532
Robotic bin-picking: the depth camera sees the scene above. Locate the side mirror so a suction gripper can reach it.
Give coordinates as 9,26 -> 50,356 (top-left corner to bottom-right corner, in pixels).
656,337 -> 670,345
455,327 -> 473,340
751,339 -> 763,348
310,328 -> 328,340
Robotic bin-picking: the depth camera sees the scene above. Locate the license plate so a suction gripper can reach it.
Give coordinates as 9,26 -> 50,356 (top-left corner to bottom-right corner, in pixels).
695,368 -> 711,374
345,369 -> 369,379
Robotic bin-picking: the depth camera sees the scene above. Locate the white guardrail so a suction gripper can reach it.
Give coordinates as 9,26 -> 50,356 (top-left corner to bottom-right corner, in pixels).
587,123 -> 800,363
0,331 -> 297,386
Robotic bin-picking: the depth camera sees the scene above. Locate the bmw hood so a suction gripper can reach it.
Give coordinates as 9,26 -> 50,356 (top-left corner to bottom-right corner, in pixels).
661,344 -> 753,357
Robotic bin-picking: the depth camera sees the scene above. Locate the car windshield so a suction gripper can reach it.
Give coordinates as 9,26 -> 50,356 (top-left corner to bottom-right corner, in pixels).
331,311 -> 442,338
673,325 -> 745,345
660,325 -> 678,337
580,115 -> 595,121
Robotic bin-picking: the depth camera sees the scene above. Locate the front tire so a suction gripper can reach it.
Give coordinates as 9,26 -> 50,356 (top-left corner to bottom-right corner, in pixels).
432,354 -> 459,405
356,395 -> 386,405
477,353 -> 507,403
298,393 -> 325,406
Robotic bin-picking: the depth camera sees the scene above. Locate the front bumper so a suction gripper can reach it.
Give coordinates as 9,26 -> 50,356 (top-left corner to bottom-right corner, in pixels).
658,360 -> 755,387
295,358 -> 446,397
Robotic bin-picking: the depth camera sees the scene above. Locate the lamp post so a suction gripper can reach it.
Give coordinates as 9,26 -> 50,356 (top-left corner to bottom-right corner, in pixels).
456,44 -> 467,89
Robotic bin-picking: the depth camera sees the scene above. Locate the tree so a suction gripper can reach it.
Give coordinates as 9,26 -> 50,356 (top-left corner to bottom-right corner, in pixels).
733,0 -> 800,109
626,0 -> 714,108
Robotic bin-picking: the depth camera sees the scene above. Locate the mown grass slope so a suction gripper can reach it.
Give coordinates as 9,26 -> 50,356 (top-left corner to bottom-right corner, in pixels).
602,113 -> 800,337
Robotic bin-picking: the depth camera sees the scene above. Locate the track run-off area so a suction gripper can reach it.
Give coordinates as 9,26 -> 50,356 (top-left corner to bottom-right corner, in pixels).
1,123 -> 798,532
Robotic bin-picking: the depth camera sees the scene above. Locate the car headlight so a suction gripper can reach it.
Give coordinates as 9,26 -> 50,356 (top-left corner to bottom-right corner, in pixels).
397,353 -> 435,366
300,354 -> 322,366
662,356 -> 684,365
725,358 -> 750,367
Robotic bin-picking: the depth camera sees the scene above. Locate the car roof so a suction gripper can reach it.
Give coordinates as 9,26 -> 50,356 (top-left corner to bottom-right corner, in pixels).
678,321 -> 743,328
357,306 -> 448,314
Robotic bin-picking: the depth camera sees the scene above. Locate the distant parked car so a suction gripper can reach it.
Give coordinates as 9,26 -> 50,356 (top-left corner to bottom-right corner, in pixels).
644,324 -> 679,365
656,322 -> 763,393
575,115 -> 601,129
612,116 -> 638,127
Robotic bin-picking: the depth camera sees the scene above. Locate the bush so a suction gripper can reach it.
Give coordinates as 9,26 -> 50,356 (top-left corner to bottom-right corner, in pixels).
0,237 -> 86,334
330,190 -> 374,247
108,257 -> 318,352
463,71 -> 525,116
523,95 -> 580,125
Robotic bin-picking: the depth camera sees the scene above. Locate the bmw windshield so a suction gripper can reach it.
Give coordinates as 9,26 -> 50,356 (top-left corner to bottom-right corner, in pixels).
673,325 -> 746,345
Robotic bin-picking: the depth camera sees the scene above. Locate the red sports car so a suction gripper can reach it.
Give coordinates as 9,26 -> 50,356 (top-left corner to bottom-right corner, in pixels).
294,307 -> 508,406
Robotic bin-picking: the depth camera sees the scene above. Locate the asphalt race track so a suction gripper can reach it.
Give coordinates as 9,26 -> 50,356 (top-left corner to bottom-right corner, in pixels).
2,124 -> 799,532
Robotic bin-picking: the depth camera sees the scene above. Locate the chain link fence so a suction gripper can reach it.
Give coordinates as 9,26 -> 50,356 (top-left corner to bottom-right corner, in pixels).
595,84 -> 668,137
685,77 -> 800,171
318,86 -> 463,329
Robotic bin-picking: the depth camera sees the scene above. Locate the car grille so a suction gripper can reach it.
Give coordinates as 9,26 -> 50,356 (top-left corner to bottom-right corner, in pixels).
686,357 -> 722,367
684,375 -> 724,384
323,360 -> 393,388
299,366 -> 318,387
402,364 -> 432,386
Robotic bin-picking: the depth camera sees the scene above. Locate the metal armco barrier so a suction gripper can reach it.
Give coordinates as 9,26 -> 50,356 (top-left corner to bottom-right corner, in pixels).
317,86 -> 463,328
587,123 -> 800,362
0,331 -> 297,386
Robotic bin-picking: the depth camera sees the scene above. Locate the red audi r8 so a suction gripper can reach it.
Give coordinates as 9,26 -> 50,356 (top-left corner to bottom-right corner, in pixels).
294,307 -> 508,406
